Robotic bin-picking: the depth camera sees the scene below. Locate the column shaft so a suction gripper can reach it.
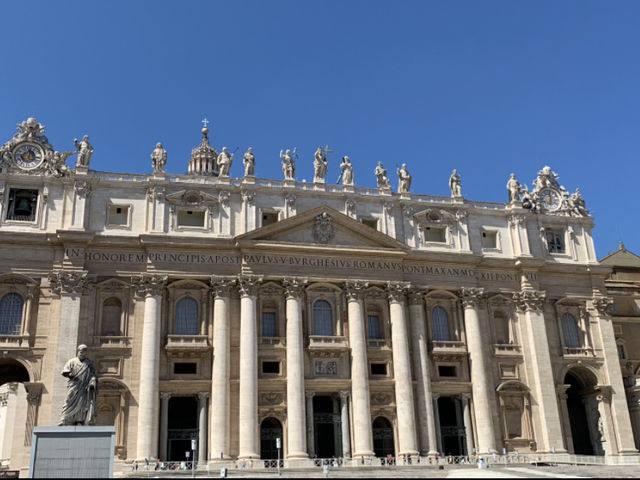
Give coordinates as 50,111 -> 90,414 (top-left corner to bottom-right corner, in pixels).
340,392 -> 352,458
306,392 -> 315,457
433,394 -> 442,454
461,394 -> 475,456
388,285 -> 419,456
160,393 -> 171,461
198,393 -> 208,463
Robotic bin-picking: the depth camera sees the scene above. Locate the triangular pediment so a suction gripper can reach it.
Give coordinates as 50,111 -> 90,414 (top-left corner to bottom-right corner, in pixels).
236,206 -> 407,252
599,246 -> 640,268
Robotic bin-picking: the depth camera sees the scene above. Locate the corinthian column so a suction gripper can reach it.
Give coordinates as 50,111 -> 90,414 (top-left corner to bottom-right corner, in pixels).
133,274 -> 167,460
460,287 -> 496,454
514,289 -> 565,453
387,282 -> 419,456
344,281 -> 374,458
408,289 -> 438,456
284,278 -> 308,458
210,277 -> 235,460
48,270 -> 88,424
238,276 -> 262,459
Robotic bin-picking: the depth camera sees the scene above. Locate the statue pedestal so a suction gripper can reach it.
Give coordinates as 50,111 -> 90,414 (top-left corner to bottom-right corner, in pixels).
29,426 -> 116,478
74,166 -> 89,175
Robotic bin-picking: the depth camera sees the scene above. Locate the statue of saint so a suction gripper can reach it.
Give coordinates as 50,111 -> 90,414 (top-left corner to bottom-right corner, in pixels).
569,188 -> 589,216
506,173 -> 522,203
59,344 -> 97,426
151,142 -> 167,174
449,169 -> 462,197
396,163 -> 412,193
339,156 -> 354,185
46,150 -> 74,178
74,135 -> 94,168
313,147 -> 328,183
374,161 -> 390,189
243,147 -> 255,177
217,147 -> 233,177
280,149 -> 295,180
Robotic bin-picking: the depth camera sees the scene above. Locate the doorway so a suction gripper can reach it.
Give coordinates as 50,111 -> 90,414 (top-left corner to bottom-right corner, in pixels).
313,395 -> 341,458
260,418 -> 283,459
372,417 -> 394,457
167,396 -> 198,461
438,396 -> 466,455
565,370 -> 603,455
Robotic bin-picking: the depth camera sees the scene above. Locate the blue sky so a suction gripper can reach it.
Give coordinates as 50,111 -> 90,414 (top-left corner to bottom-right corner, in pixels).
1,1 -> 639,258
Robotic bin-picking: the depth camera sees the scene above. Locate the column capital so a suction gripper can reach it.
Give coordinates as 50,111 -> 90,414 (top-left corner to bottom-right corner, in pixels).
407,288 -> 427,305
459,287 -> 484,308
197,391 -> 210,401
513,289 -> 546,313
283,278 -> 307,299
48,270 -> 89,296
591,296 -> 614,317
344,281 -> 368,301
460,392 -> 472,401
386,281 -> 409,303
27,390 -> 42,406
132,274 -> 167,298
339,390 -> 350,401
160,392 -> 172,401
432,392 -> 441,400
237,275 -> 263,297
210,276 -> 236,298
305,390 -> 315,400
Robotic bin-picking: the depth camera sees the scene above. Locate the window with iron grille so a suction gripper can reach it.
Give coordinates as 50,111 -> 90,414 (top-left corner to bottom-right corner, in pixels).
0,293 -> 23,335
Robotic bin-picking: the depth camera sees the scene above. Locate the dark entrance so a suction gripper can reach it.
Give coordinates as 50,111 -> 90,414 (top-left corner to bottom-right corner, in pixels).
0,359 -> 29,385
372,417 -> 394,457
564,371 -> 601,455
313,395 -> 341,458
167,396 -> 198,461
260,417 -> 283,459
438,396 -> 466,455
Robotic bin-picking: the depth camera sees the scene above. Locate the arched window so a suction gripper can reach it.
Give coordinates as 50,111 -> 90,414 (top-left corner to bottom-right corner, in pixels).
313,300 -> 333,336
101,297 -> 122,336
0,293 -> 23,335
562,313 -> 581,348
432,306 -> 451,341
175,297 -> 199,335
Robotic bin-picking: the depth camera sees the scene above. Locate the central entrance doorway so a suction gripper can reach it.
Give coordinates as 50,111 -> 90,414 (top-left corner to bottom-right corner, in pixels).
313,395 -> 341,458
438,396 -> 466,456
167,396 -> 198,461
564,369 -> 603,455
260,418 -> 283,459
372,417 -> 394,457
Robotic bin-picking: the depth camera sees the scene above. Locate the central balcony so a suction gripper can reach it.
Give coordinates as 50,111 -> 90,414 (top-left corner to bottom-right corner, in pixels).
431,340 -> 467,359
307,335 -> 348,353
165,334 -> 210,358
493,343 -> 522,357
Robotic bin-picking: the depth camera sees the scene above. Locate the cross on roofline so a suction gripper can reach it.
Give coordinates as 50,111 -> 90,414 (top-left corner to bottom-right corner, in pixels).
201,118 -> 210,129
322,144 -> 333,156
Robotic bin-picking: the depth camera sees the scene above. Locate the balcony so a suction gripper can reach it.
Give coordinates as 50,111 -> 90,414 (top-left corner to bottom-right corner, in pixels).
493,344 -> 522,357
308,335 -> 348,356
260,336 -> 286,348
367,338 -> 390,349
165,334 -> 210,358
0,335 -> 30,350
563,346 -> 595,357
94,336 -> 131,349
431,340 -> 467,359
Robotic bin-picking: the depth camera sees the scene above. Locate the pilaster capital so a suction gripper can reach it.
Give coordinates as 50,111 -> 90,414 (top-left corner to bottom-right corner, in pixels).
508,214 -> 526,227
283,278 -> 307,299
432,392 -> 441,400
210,276 -> 236,298
197,392 -> 210,402
26,390 -> 42,406
556,384 -> 570,401
459,287 -> 484,309
48,270 -> 89,296
237,275 -> 262,298
407,288 -> 427,305
513,289 -> 546,313
339,390 -> 350,401
592,296 -> 614,317
386,281 -> 409,303
305,390 -> 315,400
344,281 -> 368,301
132,274 -> 167,298
459,392 -> 472,401
160,392 -> 172,401
74,179 -> 92,198
241,189 -> 256,205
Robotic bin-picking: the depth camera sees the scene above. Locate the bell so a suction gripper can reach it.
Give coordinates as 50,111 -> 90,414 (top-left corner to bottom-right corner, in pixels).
14,197 -> 32,216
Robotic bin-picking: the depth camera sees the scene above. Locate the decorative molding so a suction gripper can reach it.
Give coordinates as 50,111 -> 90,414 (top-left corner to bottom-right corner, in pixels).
459,287 -> 485,308
344,281 -> 368,301
386,282 -> 409,303
74,180 -> 91,198
312,212 -> 334,244
407,288 -> 426,305
592,296 -> 614,317
131,274 -> 167,298
282,278 -> 306,299
210,276 -> 236,298
237,276 -> 262,297
259,392 -> 283,406
48,270 -> 89,295
513,290 -> 546,313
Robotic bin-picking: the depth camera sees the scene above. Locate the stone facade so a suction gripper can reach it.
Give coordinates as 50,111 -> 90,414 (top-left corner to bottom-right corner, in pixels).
0,118 -> 637,470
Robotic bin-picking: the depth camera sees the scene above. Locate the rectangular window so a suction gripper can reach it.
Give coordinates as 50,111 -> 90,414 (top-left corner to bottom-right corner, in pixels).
262,311 -> 277,337
546,230 -> 565,253
367,315 -> 381,339
370,363 -> 387,376
261,212 -> 278,227
174,362 -> 197,374
6,189 -> 38,222
177,209 -> 206,228
361,218 -> 377,230
438,365 -> 457,377
262,361 -> 280,374
617,343 -> 626,359
425,226 -> 446,243
107,205 -> 129,226
481,230 -> 497,249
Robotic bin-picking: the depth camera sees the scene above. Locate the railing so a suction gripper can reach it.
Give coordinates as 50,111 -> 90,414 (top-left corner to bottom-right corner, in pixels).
432,340 -> 466,351
166,335 -> 209,349
261,336 -> 285,347
367,339 -> 390,348
563,347 -> 594,357
308,335 -> 348,348
0,335 -> 29,348
94,336 -> 130,348
262,459 -> 284,468
493,344 -> 522,355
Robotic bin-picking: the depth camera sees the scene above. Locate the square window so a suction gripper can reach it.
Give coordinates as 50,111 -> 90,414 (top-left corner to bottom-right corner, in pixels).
174,362 -> 197,374
361,218 -> 377,230
6,189 -> 38,222
546,230 -> 565,253
177,209 -> 206,227
438,365 -> 457,377
261,212 -> 278,227
481,231 -> 497,249
107,205 -> 129,226
262,361 -> 280,374
370,363 -> 387,375
425,226 -> 446,243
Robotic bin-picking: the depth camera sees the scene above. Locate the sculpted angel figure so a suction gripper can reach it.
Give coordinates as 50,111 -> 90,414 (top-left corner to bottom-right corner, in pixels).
313,147 -> 328,183
374,161 -> 390,189
397,163 -> 412,193
217,147 -> 233,177
280,149 -> 295,180
47,150 -> 74,177
243,147 -> 255,177
569,188 -> 589,216
506,173 -> 522,203
339,156 -> 354,185
59,344 -> 97,426
74,135 -> 94,168
449,169 -> 462,197
151,142 -> 167,174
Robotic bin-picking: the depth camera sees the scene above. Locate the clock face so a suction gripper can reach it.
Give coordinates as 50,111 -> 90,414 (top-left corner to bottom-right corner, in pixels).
539,188 -> 561,211
13,143 -> 43,170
